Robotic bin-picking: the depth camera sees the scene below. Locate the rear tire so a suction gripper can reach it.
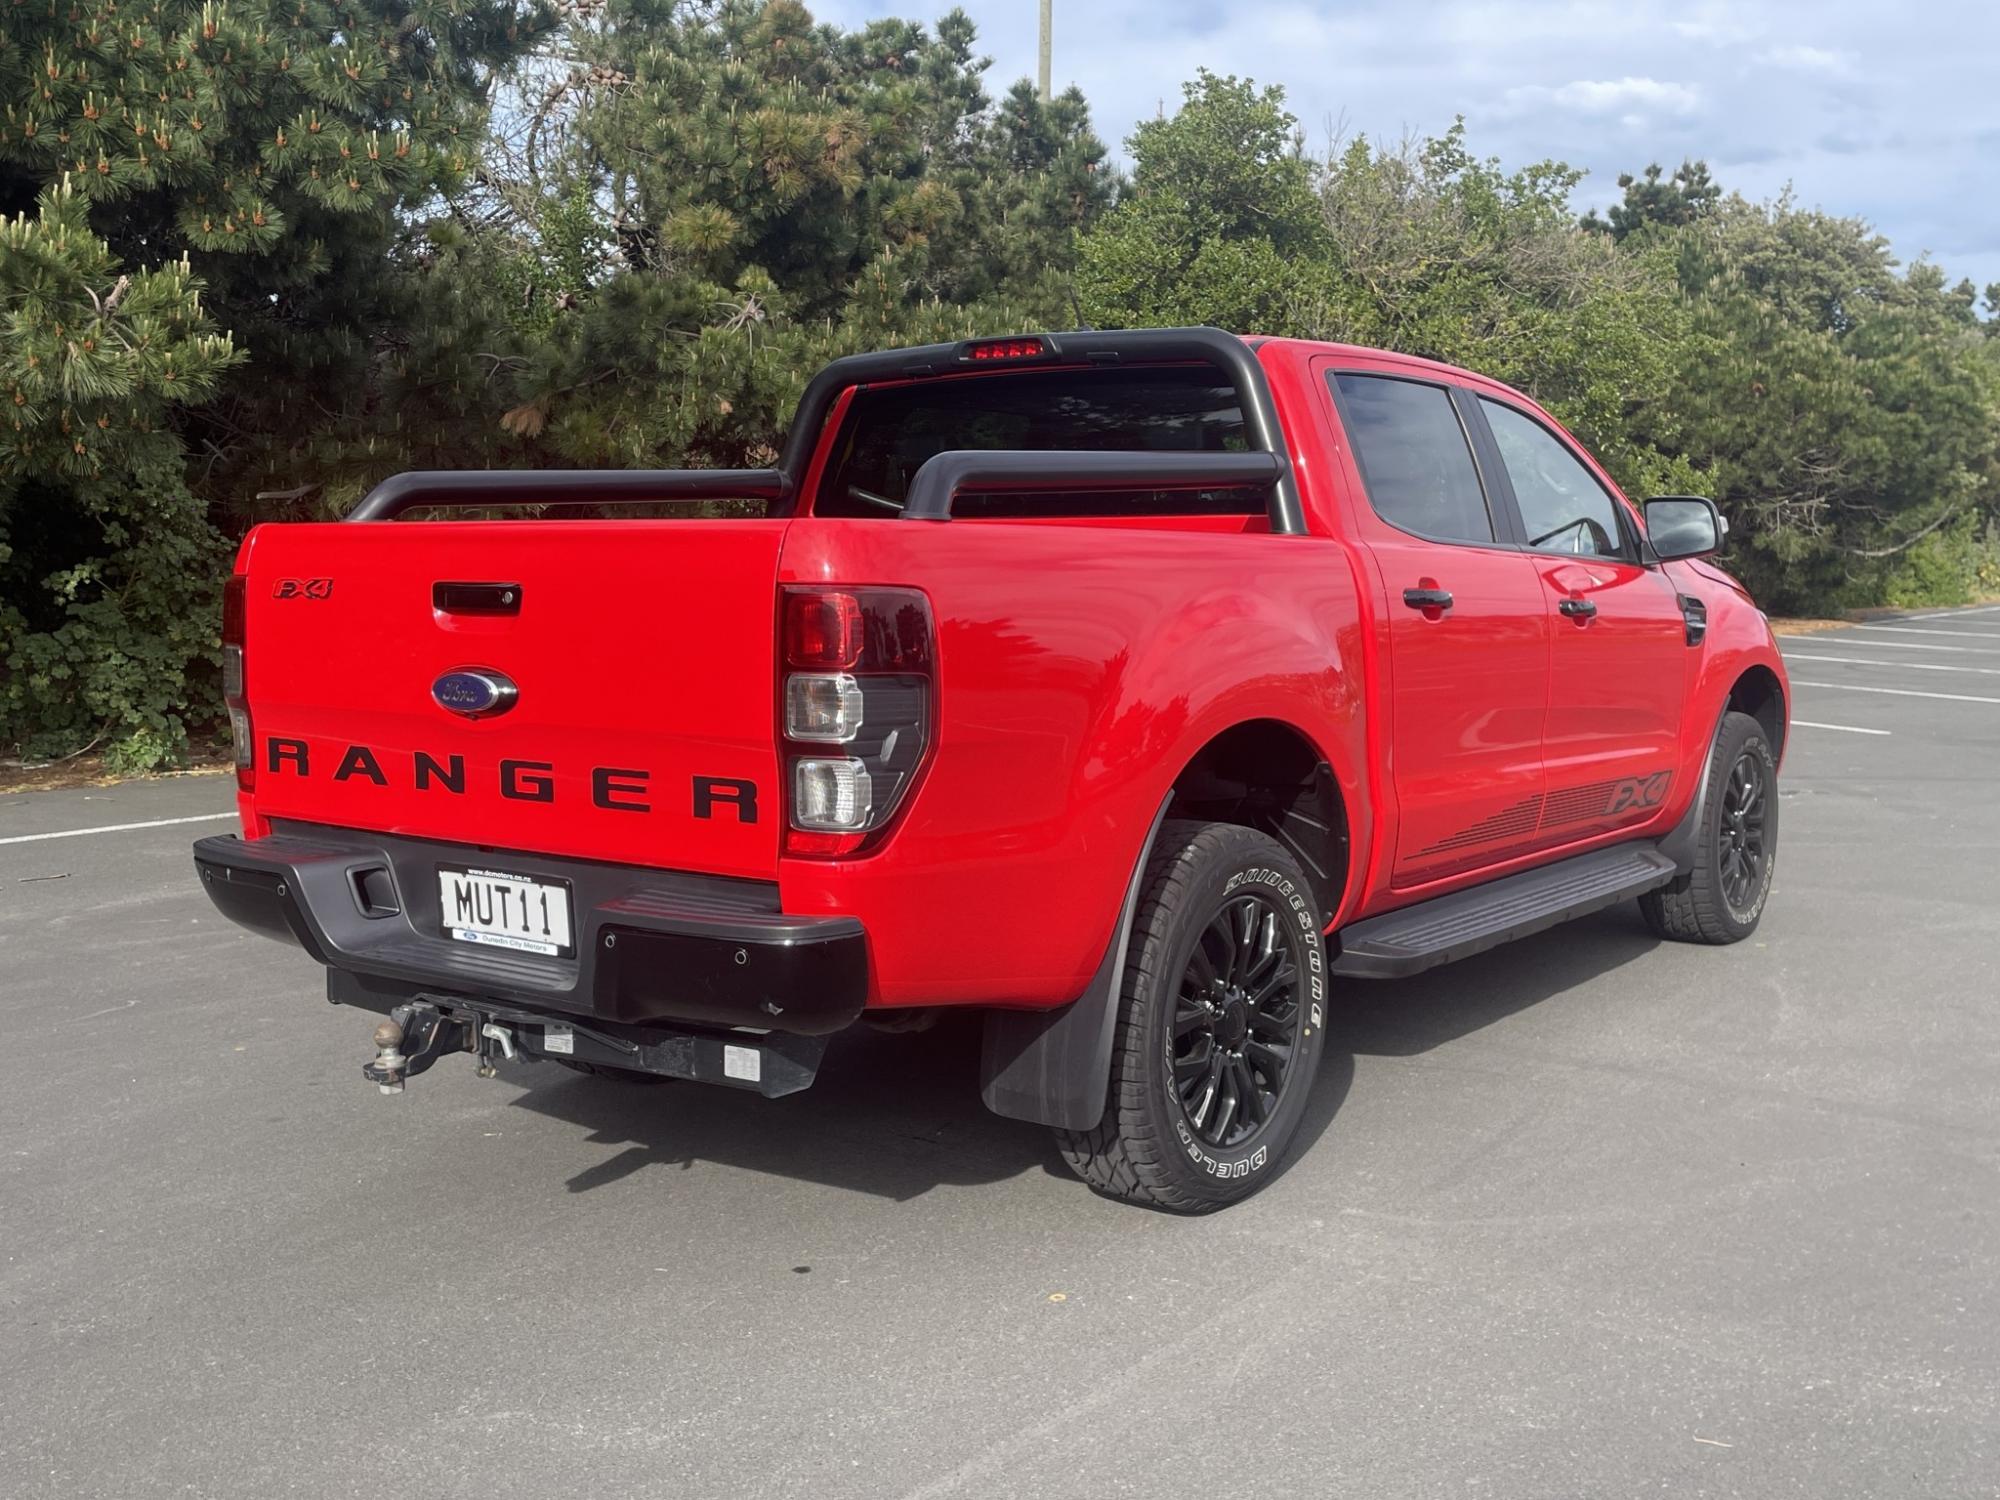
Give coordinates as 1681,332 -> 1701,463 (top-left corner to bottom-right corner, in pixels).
1641,711 -> 1779,944
1056,820 -> 1328,1213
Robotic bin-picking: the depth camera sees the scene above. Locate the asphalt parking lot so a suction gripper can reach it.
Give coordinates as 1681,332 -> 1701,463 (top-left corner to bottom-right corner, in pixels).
4,606 -> 1997,1499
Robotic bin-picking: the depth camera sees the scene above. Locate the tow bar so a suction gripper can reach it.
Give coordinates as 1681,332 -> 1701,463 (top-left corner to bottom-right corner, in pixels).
363,1002 -> 471,1093
359,997 -> 827,1098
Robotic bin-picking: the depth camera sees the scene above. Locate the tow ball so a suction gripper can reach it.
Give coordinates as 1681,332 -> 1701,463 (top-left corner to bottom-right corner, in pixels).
362,1001 -> 475,1094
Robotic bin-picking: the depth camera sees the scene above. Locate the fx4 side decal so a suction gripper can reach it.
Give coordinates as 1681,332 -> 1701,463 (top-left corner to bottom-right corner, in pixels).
272,577 -> 334,600
1607,771 -> 1672,815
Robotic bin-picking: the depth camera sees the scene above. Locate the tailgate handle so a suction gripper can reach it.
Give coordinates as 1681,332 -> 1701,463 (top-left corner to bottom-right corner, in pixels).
434,581 -> 522,615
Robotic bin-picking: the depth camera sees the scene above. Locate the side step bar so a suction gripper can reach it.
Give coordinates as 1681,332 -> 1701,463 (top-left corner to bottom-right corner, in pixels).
1331,843 -> 1679,979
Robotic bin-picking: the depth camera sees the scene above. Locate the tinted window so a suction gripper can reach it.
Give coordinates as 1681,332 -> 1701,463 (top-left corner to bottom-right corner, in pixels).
1332,374 -> 1493,543
1480,399 -> 1630,559
817,366 -> 1260,519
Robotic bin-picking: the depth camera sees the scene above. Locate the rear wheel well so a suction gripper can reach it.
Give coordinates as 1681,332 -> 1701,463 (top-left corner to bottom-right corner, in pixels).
1166,720 -> 1347,925
1728,666 -> 1788,759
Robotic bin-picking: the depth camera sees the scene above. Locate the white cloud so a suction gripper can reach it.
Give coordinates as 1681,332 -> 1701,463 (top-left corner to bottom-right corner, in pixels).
1671,14 -> 1759,45
1760,44 -> 1853,74
1504,76 -> 1705,119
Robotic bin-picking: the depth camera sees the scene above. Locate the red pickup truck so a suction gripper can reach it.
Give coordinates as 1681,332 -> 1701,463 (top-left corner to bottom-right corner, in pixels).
194,327 -> 1788,1211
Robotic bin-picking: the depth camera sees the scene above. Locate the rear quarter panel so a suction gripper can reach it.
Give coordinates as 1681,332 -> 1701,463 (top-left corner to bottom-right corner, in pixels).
778,518 -> 1369,1007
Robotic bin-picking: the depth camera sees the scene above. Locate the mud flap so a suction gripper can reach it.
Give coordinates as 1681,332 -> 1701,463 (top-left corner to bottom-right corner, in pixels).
977,795 -> 1173,1131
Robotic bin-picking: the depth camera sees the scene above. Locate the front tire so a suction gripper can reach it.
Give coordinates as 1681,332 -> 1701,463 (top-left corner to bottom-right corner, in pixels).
1056,820 -> 1329,1213
1641,710 -> 1779,944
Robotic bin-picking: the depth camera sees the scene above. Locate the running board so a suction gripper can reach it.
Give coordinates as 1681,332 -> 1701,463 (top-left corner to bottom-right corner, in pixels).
1331,843 -> 1679,979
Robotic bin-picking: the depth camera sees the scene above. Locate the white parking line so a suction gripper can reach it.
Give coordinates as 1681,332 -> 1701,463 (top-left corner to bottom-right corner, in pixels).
1895,604 -> 2000,620
1782,653 -> 2000,677
1791,720 -> 1892,735
1791,680 -> 2000,705
1785,636 -> 2000,655
0,811 -> 236,847
1852,624 -> 2000,641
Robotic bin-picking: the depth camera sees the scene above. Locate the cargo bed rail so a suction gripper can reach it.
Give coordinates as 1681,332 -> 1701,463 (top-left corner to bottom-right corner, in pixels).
345,468 -> 786,522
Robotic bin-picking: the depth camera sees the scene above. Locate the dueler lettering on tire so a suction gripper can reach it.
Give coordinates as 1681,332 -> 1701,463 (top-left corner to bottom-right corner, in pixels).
1057,820 -> 1330,1213
1222,866 -> 1326,1030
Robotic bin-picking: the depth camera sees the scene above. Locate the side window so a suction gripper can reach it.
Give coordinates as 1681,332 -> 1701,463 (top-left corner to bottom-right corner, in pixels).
1331,374 -> 1494,544
1480,399 -> 1631,560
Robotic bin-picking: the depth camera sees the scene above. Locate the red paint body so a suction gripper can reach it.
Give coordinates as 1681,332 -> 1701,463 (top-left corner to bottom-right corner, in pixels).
230,338 -> 1788,1010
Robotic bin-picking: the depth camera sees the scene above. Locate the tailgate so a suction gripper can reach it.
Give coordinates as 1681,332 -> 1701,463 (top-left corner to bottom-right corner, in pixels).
239,519 -> 787,881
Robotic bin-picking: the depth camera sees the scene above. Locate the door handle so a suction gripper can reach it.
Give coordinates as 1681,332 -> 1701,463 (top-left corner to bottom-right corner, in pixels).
1402,587 -> 1454,611
1559,596 -> 1597,619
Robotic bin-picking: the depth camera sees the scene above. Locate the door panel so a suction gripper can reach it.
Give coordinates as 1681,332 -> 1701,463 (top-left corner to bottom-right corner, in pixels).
1472,395 -> 1690,842
1322,369 -> 1551,889
1533,558 -> 1689,838
1376,540 -> 1551,885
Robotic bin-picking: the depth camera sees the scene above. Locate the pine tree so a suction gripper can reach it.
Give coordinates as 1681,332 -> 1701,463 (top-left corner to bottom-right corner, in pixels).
398,0 -> 1112,479
0,0 -> 549,764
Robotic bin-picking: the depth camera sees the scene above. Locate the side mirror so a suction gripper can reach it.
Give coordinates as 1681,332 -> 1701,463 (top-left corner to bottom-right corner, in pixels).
1644,496 -> 1727,561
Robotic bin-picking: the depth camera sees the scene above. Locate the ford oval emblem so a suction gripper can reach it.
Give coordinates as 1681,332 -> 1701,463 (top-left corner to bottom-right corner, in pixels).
431,668 -> 518,719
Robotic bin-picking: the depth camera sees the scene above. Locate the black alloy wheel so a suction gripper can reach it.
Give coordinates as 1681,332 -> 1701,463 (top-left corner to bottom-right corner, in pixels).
1717,747 -> 1771,916
1172,893 -> 1304,1151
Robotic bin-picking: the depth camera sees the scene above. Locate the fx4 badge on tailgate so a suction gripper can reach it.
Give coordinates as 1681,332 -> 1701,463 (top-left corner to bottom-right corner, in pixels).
272,577 -> 334,600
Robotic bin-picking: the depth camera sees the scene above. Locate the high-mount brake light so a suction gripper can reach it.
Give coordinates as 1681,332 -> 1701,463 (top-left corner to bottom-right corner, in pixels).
221,574 -> 253,791
960,337 -> 1051,364
779,587 -> 935,857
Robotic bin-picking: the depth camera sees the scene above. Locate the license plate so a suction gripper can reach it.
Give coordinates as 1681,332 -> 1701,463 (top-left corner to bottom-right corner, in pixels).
438,866 -> 574,957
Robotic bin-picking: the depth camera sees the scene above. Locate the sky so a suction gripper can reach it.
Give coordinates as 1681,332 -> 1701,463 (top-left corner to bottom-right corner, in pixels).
813,0 -> 2000,296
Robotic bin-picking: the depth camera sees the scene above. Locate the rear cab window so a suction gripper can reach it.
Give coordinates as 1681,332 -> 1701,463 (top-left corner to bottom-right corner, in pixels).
811,366 -> 1265,520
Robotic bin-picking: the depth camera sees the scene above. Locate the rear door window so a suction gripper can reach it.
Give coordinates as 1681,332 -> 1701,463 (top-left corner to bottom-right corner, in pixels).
814,366 -> 1262,519
1330,374 -> 1495,544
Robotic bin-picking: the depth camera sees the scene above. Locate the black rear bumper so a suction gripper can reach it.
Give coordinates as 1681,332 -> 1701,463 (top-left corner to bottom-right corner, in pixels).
192,824 -> 868,1036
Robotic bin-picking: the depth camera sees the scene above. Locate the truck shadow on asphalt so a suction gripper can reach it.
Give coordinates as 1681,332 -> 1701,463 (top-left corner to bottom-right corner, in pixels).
1268,904 -> 1663,1195
504,906 -> 1661,1205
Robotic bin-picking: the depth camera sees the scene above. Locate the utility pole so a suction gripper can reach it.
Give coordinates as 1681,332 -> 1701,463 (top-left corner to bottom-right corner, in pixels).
1038,0 -> 1052,101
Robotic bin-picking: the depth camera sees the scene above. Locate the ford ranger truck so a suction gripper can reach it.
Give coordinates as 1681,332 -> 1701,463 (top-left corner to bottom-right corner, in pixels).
193,327 -> 1789,1212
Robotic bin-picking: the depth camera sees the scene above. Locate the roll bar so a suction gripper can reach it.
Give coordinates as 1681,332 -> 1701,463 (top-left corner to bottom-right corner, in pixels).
899,450 -> 1287,522
347,327 -> 1303,534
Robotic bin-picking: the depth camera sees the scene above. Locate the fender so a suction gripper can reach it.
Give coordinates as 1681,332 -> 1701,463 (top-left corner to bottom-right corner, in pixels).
978,792 -> 1174,1129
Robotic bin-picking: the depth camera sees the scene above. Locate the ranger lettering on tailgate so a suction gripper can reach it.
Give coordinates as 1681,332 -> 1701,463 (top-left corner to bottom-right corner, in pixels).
261,739 -> 759,821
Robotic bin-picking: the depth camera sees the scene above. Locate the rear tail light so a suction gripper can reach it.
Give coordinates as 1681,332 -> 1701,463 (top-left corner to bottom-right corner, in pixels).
785,673 -> 864,742
221,574 -> 252,790
791,758 -> 874,830
779,587 -> 933,856
785,590 -> 865,669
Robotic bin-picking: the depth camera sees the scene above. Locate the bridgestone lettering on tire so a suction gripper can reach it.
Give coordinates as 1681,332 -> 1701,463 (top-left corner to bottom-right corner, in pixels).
1056,820 -> 1329,1212
1641,711 -> 1779,945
